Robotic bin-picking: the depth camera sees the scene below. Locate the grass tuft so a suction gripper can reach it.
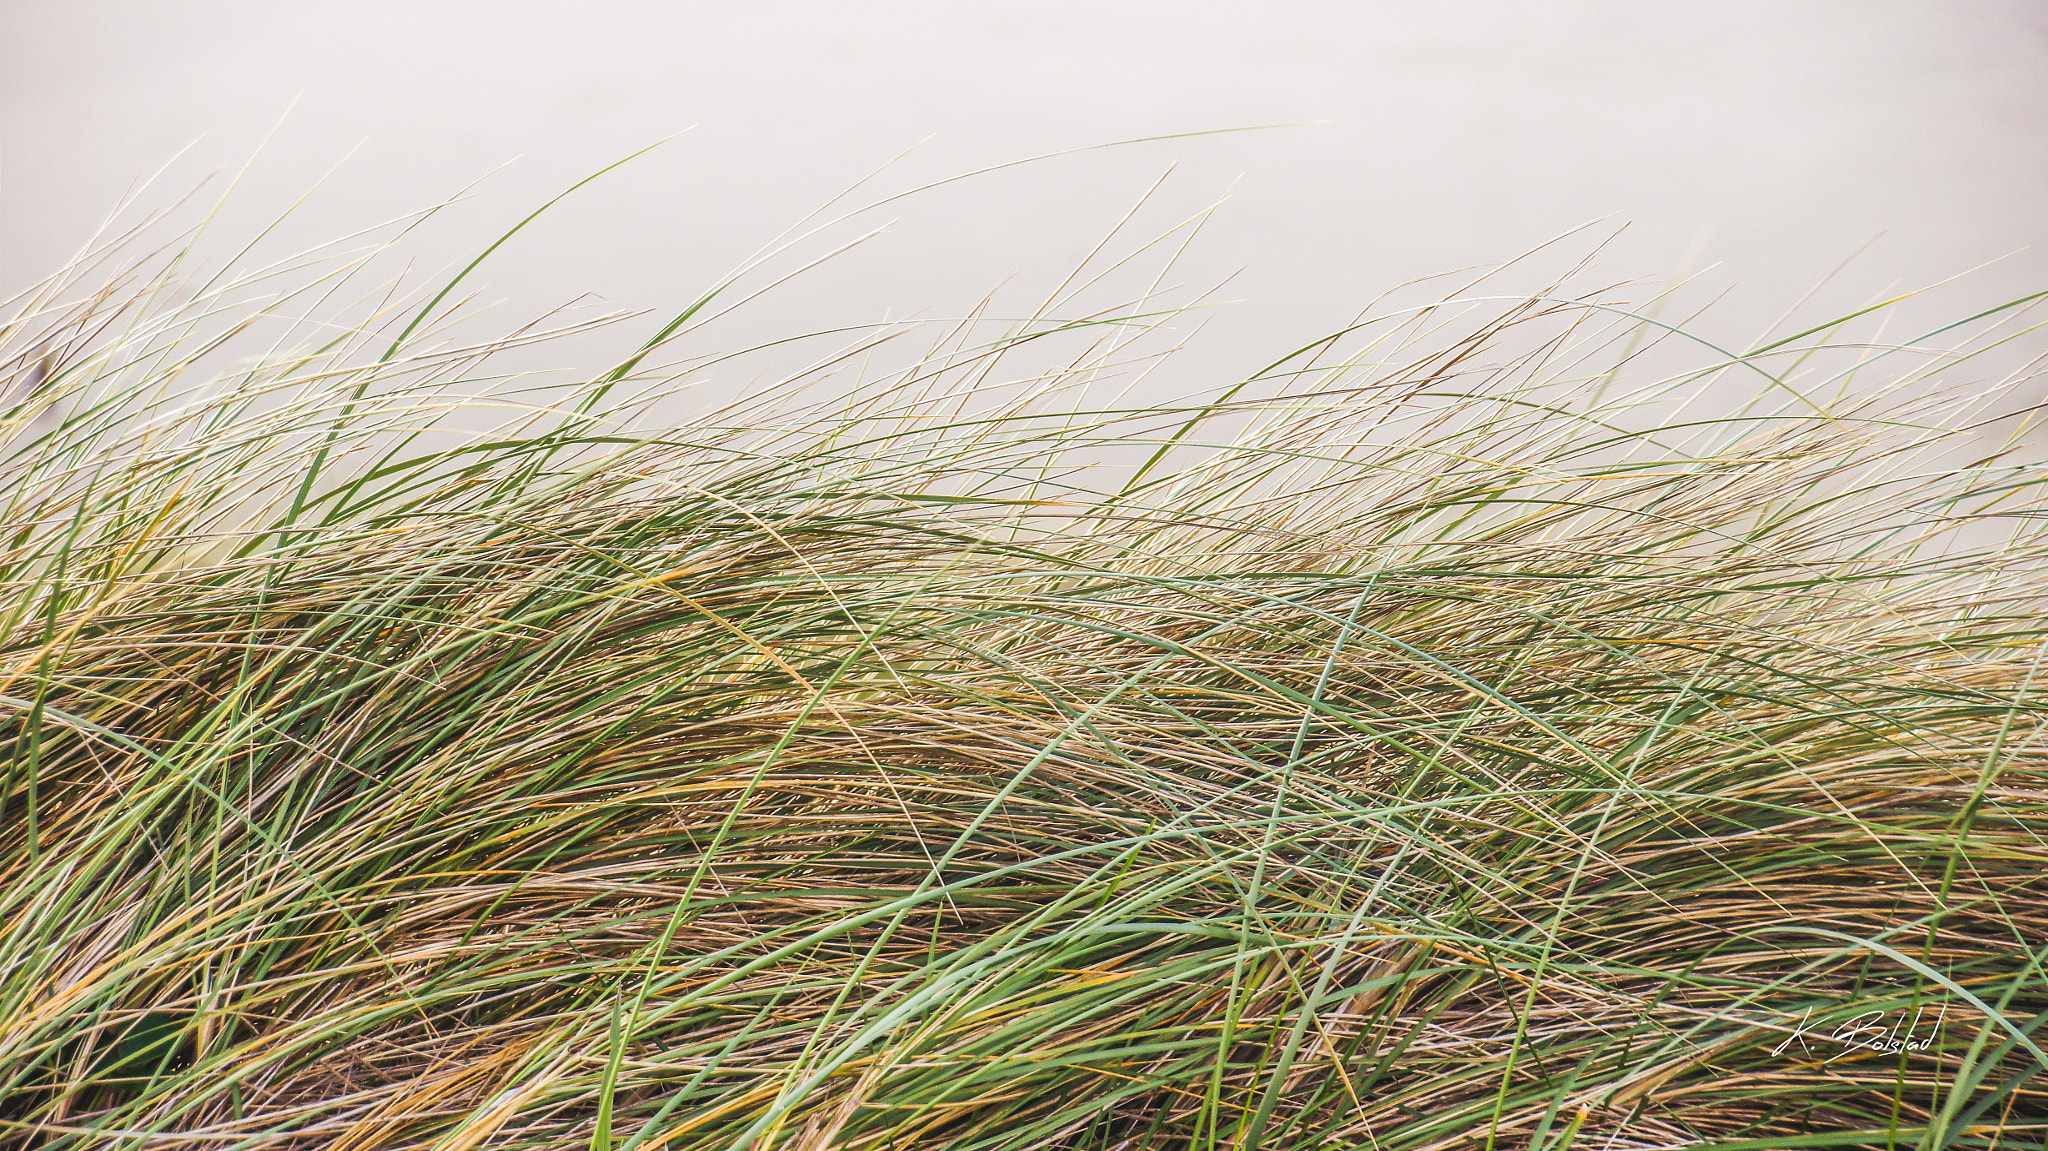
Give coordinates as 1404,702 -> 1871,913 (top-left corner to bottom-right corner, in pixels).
2,187 -> 2046,1150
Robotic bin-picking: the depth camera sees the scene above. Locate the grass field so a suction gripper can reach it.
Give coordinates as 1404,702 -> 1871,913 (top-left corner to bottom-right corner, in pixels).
2,179 -> 2046,1150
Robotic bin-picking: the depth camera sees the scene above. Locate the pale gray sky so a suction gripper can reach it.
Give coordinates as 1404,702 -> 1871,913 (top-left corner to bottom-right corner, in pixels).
3,1 -> 2044,396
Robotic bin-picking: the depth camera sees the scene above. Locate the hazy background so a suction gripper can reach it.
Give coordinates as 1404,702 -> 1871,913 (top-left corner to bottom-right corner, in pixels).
3,0 -> 2045,400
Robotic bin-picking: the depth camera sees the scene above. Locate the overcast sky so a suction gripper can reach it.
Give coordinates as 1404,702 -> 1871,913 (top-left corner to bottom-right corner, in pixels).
4,1 -> 2044,398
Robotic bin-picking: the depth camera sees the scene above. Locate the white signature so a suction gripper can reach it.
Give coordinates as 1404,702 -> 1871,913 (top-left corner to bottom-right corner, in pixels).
1770,1005 -> 1946,1061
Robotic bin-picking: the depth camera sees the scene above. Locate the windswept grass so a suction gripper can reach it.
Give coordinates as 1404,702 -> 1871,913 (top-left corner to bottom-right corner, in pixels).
1,191 -> 2046,1150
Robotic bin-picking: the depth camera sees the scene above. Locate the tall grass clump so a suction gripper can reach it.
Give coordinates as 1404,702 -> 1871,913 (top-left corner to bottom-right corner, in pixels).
1,185 -> 2046,1150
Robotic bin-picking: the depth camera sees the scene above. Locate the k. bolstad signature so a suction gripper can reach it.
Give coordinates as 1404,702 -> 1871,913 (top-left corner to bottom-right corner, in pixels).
1770,1006 -> 1946,1062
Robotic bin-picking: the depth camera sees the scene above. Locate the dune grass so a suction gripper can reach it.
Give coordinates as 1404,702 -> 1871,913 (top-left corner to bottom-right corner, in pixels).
1,189 -> 2046,1151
